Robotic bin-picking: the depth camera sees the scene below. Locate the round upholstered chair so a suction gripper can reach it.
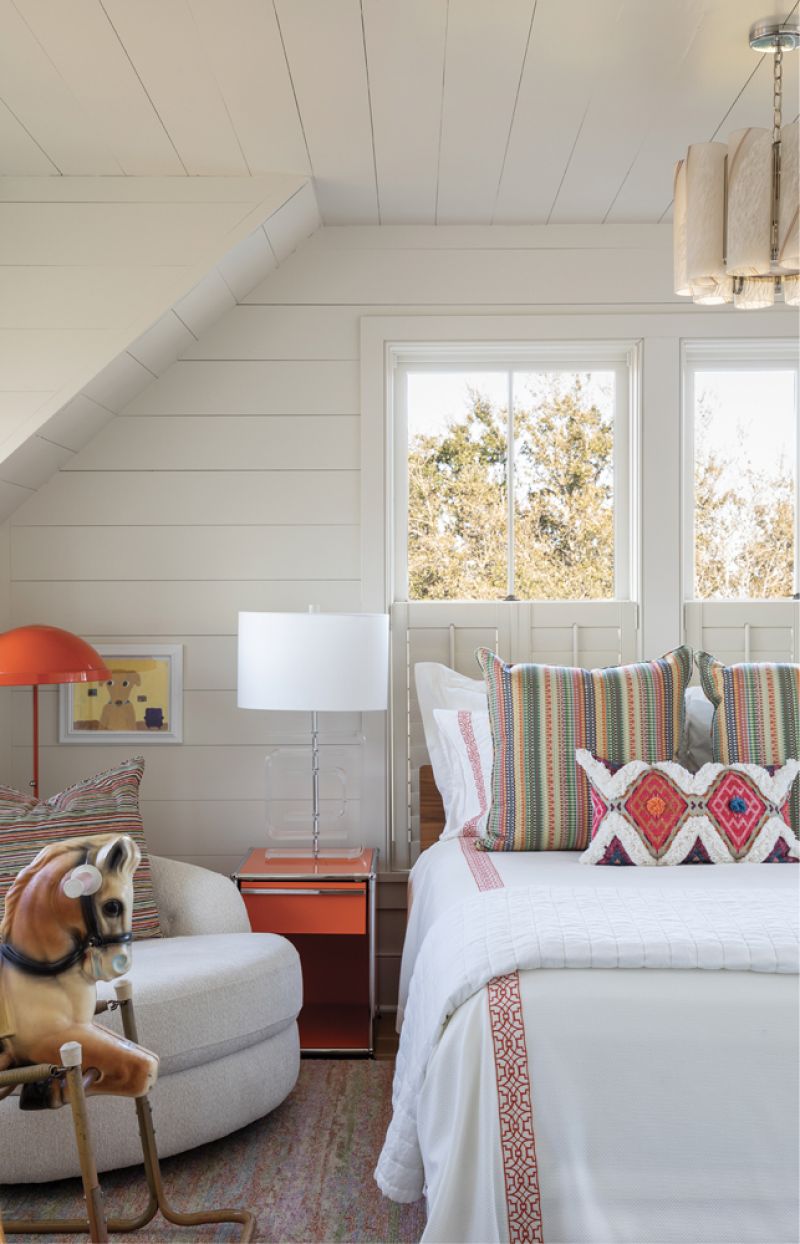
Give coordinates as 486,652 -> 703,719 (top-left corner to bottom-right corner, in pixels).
0,855 -> 302,1182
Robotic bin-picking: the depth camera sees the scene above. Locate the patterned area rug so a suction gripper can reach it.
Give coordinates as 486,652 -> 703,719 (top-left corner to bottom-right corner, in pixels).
0,1060 -> 425,1243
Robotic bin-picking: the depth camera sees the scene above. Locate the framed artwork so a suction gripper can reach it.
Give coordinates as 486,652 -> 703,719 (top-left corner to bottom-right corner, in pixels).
59,644 -> 183,744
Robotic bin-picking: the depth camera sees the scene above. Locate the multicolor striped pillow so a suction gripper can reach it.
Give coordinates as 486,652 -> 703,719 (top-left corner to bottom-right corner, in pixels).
697,653 -> 799,835
0,756 -> 161,939
476,646 -> 693,851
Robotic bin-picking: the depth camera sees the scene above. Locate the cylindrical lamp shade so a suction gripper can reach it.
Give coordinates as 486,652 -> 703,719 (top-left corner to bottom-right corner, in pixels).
726,128 -> 773,275
673,160 -> 691,296
777,121 -> 799,271
238,612 -> 389,712
685,142 -> 727,289
0,625 -> 110,686
692,277 -> 733,305
783,274 -> 800,305
733,277 -> 775,309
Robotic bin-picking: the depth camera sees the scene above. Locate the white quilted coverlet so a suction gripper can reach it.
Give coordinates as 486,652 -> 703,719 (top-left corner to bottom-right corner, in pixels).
376,884 -> 799,1203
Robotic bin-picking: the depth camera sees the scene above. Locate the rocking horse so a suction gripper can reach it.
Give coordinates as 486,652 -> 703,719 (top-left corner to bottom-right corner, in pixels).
0,833 -> 158,1108
0,834 -> 255,1242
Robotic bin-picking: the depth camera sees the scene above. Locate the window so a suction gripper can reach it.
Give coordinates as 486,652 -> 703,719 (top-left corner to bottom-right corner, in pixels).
395,345 -> 634,603
685,343 -> 799,601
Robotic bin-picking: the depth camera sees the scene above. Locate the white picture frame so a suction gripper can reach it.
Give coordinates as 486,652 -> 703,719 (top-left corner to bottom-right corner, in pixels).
58,644 -> 183,744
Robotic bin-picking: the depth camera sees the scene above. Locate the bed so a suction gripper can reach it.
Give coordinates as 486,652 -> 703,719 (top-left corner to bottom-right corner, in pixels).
378,768 -> 800,1244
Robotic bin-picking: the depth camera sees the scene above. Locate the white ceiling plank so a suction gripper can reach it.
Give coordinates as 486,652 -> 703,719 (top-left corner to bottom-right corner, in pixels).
0,173 -> 305,203
0,267 -> 188,331
0,0 -> 121,173
547,0 -> 704,223
263,182 -> 321,263
216,229 -> 277,302
436,0 -> 536,224
173,271 -> 236,338
0,329 -> 123,391
101,0 -> 248,174
362,0 -> 448,224
36,394 -> 115,452
493,0 -> 614,224
274,0 -> 379,224
0,436 -> 73,489
0,98 -> 58,174
81,352 -> 155,413
187,0 -> 311,175
0,201 -> 254,266
0,391 -> 54,444
605,0 -> 783,222
13,0 -> 185,175
127,311 -> 197,377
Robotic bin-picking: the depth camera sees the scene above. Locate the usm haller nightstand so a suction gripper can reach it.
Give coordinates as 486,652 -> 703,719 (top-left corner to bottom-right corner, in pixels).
232,848 -> 377,1055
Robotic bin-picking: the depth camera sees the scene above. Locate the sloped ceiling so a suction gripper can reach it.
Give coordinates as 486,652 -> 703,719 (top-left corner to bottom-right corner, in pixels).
0,175 -> 320,519
0,0 -> 796,224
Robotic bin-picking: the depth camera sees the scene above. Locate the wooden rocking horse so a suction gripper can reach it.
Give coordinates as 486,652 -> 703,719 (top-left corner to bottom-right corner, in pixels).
0,833 -> 158,1108
0,834 -> 255,1242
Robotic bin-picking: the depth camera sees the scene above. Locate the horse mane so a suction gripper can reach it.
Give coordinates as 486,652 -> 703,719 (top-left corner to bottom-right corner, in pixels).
1,839 -> 87,940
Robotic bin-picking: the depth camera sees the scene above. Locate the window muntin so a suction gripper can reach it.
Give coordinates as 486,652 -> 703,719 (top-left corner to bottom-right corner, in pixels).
688,361 -> 798,601
402,360 -> 625,603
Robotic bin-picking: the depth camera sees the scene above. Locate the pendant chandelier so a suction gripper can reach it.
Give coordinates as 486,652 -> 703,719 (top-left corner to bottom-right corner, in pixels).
673,17 -> 799,309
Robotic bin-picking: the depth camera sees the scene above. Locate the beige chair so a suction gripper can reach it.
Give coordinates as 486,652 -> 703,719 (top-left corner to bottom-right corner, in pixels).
0,855 -> 302,1183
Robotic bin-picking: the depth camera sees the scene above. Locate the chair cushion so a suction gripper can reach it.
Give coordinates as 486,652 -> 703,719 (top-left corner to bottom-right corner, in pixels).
97,932 -> 301,1076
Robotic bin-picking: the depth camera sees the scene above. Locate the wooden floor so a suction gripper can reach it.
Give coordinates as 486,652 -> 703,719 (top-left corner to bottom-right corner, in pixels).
374,1012 -> 399,1061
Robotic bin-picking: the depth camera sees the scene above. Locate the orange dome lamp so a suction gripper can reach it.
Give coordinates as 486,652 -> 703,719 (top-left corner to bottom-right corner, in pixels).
0,625 -> 110,797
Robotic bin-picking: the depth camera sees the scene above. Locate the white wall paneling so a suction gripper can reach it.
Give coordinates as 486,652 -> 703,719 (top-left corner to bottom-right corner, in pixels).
0,173 -> 318,479
4,223 -> 797,1004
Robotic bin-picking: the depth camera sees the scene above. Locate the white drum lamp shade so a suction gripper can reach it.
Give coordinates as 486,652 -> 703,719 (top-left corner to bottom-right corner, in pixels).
237,611 -> 389,712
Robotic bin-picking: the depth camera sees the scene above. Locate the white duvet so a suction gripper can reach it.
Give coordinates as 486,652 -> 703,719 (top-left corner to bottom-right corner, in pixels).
380,844 -> 800,1243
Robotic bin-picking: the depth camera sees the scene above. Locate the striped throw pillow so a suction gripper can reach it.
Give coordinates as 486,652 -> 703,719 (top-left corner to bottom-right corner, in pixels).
476,646 -> 693,851
0,756 -> 161,939
697,653 -> 799,835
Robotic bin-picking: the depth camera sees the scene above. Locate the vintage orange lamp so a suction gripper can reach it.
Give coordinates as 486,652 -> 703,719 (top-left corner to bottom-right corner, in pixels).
0,625 -> 110,797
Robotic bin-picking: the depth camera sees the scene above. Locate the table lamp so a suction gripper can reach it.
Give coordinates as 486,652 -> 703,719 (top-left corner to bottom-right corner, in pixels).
0,625 -> 110,797
237,610 -> 389,858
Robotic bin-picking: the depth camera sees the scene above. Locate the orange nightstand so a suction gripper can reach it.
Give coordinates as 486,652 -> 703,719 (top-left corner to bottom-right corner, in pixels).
232,848 -> 378,1055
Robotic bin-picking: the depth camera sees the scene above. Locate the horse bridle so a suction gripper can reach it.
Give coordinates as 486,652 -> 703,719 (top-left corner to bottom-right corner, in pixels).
0,846 -> 133,978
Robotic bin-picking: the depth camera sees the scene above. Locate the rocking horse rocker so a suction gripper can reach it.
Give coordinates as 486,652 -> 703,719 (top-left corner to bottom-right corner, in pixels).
0,833 -> 254,1243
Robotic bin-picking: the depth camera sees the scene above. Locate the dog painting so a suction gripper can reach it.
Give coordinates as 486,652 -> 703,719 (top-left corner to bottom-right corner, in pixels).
59,645 -> 183,745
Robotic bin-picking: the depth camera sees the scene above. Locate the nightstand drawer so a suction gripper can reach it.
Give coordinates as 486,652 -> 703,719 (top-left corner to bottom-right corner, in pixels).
241,881 -> 366,935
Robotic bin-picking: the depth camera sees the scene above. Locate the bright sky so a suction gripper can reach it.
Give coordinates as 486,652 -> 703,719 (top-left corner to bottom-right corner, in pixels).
695,370 -> 797,477
406,368 -> 798,485
406,370 -> 614,439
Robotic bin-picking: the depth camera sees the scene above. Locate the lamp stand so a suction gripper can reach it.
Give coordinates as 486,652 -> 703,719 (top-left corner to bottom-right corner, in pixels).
31,685 -> 39,799
311,709 -> 320,859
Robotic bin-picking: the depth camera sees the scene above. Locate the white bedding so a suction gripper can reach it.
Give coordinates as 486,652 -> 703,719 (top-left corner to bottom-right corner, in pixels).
385,842 -> 800,1244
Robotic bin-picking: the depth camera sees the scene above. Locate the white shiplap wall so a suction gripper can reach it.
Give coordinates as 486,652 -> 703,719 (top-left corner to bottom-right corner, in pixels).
5,223 -> 797,1004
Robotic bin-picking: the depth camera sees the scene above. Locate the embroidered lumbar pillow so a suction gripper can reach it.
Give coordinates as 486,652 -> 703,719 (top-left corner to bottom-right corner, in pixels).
577,750 -> 800,865
476,646 -> 693,851
0,757 -> 161,938
697,652 -> 799,835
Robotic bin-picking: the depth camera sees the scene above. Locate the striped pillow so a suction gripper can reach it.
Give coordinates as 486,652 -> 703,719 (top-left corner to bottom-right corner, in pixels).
0,756 -> 161,939
476,646 -> 693,851
697,653 -> 799,835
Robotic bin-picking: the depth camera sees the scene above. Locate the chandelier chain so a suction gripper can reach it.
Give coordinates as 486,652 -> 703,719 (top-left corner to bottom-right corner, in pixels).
773,44 -> 783,142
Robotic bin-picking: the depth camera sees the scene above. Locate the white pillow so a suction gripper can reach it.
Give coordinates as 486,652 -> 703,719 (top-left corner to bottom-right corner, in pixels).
684,684 -> 714,770
414,663 -> 487,824
433,709 -> 493,839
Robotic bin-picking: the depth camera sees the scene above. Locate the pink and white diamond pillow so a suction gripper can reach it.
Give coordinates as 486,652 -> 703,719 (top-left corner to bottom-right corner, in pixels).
576,750 -> 799,866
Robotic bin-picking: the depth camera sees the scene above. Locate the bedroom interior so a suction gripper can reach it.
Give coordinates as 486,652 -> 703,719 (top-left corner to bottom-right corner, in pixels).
0,2 -> 798,1243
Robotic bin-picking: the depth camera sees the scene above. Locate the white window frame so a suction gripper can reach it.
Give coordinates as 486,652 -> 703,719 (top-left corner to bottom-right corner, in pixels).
682,338 -> 800,604
391,341 -> 637,607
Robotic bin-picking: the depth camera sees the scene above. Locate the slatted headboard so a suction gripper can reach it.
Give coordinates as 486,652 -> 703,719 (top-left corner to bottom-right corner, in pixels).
419,765 -> 445,853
